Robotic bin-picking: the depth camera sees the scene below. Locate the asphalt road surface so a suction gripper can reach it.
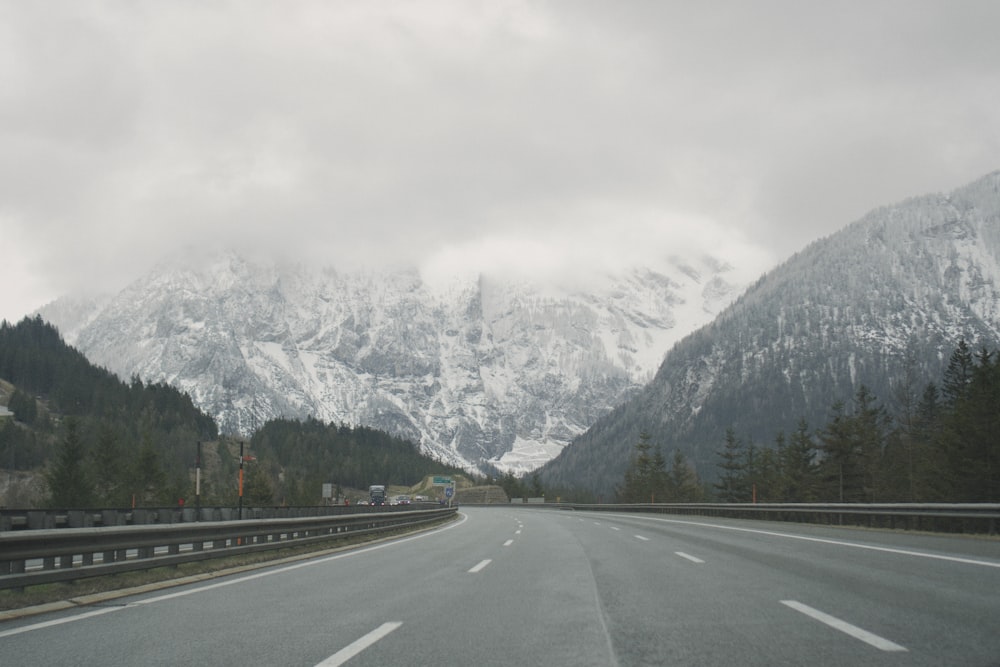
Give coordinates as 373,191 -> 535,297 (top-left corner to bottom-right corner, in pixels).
2,507 -> 999,666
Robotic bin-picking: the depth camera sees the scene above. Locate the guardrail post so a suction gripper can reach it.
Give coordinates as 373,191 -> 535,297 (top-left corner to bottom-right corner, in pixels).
1,559 -> 25,593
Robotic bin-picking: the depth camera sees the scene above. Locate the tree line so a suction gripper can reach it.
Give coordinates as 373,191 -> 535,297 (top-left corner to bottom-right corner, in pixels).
1,317 -> 467,509
616,340 -> 998,504
711,340 -> 998,503
615,432 -> 704,503
247,417 -> 470,506
1,317 -> 218,507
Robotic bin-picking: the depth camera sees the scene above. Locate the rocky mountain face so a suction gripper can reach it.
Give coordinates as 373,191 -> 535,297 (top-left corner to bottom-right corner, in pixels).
539,171 -> 1000,498
40,255 -> 743,474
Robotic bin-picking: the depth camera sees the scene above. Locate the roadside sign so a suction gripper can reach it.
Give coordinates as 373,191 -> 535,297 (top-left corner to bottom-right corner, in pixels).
445,486 -> 454,498
433,476 -> 452,486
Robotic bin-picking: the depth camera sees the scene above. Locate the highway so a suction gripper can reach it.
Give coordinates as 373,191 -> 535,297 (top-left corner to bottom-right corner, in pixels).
2,507 -> 999,666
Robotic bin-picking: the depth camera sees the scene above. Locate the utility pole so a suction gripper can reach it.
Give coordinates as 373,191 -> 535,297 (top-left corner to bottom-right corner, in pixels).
238,441 -> 245,520
195,441 -> 202,520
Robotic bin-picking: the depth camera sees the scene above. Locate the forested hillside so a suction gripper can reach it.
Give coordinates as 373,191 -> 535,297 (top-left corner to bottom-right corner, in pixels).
612,340 -> 999,504
0,316 -> 217,507
246,418 -> 469,504
0,317 -> 469,508
541,171 -> 1000,499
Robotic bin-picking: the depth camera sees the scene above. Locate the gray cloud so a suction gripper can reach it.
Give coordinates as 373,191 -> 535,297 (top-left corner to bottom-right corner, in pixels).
2,0 -> 999,322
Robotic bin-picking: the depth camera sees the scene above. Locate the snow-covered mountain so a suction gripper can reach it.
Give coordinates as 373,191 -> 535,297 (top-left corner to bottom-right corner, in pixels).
539,171 -> 1000,497
40,254 -> 744,474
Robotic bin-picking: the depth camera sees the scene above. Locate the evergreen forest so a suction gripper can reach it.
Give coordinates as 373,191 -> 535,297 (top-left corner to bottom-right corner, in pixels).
616,340 -> 999,504
0,317 -> 468,508
3,316 -> 996,508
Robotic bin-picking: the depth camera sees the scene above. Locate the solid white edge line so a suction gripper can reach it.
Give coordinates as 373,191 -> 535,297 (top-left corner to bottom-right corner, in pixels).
0,606 -> 121,639
601,513 -> 1000,569
675,551 -> 705,564
468,559 -> 492,573
781,600 -> 907,652
4,513 -> 469,637
316,621 -> 403,667
135,512 -> 470,605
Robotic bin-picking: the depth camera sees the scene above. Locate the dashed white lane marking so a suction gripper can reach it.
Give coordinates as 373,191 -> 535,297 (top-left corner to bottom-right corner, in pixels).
503,539 -> 514,547
610,526 -> 621,531
315,622 -> 403,666
781,600 -> 907,652
468,559 -> 493,573
515,530 -> 522,535
675,551 -> 705,564
634,535 -> 650,542
613,513 -> 1000,569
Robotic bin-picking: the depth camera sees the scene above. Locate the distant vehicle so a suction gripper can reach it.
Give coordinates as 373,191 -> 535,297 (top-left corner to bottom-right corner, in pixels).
393,495 -> 411,505
414,495 -> 427,502
369,485 -> 386,506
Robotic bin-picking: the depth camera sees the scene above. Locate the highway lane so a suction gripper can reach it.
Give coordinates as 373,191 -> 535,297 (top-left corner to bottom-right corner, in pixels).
553,510 -> 1000,665
1,507 -> 998,666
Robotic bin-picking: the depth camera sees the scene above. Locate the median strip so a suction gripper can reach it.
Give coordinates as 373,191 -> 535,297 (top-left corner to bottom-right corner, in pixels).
780,600 -> 907,652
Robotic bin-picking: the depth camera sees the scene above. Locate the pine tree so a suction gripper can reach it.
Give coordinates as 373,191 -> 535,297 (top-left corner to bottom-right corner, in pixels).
942,339 -> 975,403
668,449 -> 702,501
616,432 -> 667,502
779,420 -> 819,502
243,462 -> 276,506
817,401 -> 858,502
910,382 -> 949,500
90,422 -> 129,507
45,418 -> 95,508
714,427 -> 747,502
851,385 -> 891,502
754,446 -> 781,503
940,347 -> 1000,501
130,433 -> 168,506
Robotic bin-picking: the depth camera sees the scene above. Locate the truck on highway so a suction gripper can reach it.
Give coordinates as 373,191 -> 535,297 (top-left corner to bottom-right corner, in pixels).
369,485 -> 387,506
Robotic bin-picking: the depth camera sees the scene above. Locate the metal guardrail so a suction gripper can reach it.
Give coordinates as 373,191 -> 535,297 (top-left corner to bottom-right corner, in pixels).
0,507 -> 457,591
0,502 -> 439,532
518,502 -> 1000,534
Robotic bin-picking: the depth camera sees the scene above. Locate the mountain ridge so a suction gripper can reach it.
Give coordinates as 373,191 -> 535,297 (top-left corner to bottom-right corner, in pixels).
39,253 -> 745,474
539,170 -> 1000,497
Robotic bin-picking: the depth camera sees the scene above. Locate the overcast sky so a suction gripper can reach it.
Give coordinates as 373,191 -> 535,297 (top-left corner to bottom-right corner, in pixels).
2,0 -> 999,323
